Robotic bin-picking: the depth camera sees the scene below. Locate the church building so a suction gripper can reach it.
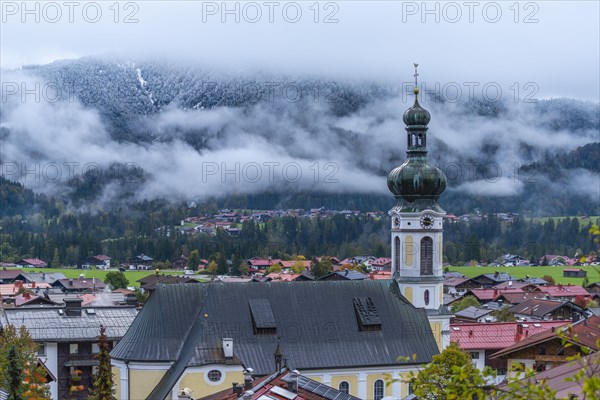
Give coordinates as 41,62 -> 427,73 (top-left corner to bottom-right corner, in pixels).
109,67 -> 451,400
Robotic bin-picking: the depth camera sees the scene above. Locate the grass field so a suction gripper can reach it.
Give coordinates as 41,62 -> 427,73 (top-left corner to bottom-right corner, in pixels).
448,265 -> 600,285
9,268 -> 202,287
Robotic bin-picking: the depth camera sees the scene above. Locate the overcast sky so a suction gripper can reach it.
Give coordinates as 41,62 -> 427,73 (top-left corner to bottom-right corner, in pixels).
1,0 -> 599,100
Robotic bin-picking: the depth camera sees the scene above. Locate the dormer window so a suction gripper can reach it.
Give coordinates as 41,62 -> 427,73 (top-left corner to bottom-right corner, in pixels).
249,299 -> 277,335
353,297 -> 382,331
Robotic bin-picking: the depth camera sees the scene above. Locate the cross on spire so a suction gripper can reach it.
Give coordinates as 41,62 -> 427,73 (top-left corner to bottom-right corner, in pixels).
413,63 -> 419,86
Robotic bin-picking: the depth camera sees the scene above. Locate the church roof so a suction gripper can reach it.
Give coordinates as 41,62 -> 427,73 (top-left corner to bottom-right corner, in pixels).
111,280 -> 439,399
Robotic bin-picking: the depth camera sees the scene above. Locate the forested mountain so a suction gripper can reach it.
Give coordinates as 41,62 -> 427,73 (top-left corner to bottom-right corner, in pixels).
1,57 -> 599,216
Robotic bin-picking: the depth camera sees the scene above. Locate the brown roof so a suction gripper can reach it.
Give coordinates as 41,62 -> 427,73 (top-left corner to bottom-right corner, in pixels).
507,298 -> 581,318
497,352 -> 600,398
491,315 -> 600,358
496,292 -> 547,305
0,269 -> 26,280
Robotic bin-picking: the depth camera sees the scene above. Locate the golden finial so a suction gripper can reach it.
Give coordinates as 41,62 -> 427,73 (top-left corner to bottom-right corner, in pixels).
413,63 -> 420,95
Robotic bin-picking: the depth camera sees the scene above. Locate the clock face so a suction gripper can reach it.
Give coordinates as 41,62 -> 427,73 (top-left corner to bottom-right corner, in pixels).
420,214 -> 434,229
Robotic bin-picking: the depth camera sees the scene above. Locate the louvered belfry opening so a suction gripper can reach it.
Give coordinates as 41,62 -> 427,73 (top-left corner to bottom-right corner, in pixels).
420,236 -> 433,275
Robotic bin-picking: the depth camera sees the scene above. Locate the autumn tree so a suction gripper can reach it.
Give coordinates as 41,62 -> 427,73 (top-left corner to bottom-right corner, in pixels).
311,258 -> 332,279
411,342 -> 485,400
89,325 -> 116,400
542,275 -> 556,285
0,325 -> 50,400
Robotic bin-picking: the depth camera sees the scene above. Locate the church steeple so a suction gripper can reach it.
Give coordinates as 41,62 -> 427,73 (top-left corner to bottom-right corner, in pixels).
387,64 -> 447,212
387,65 -> 451,351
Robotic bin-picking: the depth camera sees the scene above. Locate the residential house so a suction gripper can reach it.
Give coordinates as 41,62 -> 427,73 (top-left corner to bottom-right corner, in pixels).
444,277 -> 469,295
0,269 -> 29,283
25,272 -> 67,286
464,288 -> 524,304
199,368 -> 361,400
110,280 -> 440,399
533,284 -> 591,301
136,273 -> 198,293
319,270 -> 368,281
128,254 -> 153,269
586,282 -> 600,294
370,258 -> 392,271
16,258 -> 47,268
451,321 -> 568,384
563,268 -> 587,278
86,255 -> 111,269
490,315 -> 600,377
507,299 -> 586,321
453,306 -> 495,323
0,298 -> 138,400
494,291 -> 548,306
469,272 -> 518,288
247,257 -> 282,271
52,276 -> 106,293
496,352 -> 600,399
172,255 -> 189,269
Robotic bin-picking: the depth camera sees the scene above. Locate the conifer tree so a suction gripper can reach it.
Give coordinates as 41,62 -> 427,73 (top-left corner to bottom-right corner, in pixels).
89,325 -> 116,400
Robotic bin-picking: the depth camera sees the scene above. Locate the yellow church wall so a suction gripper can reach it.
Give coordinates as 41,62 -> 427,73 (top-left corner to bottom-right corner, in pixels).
130,369 -> 167,400
399,372 -> 413,398
429,322 -> 442,351
404,235 -> 413,266
178,370 -> 244,398
404,287 -> 413,302
112,366 -> 121,400
330,375 -> 358,396
439,289 -> 443,305
366,374 -> 391,398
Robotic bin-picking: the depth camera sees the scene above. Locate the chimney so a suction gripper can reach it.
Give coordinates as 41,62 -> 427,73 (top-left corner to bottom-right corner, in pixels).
15,280 -> 24,290
288,370 -> 300,393
468,329 -> 473,338
223,338 -> 233,358
493,289 -> 498,298
69,279 -> 74,286
243,368 -> 254,390
345,269 -> 349,276
232,383 -> 243,396
516,323 -> 523,335
31,281 -> 36,288
552,326 -> 556,332
242,391 -> 254,400
41,273 -> 45,280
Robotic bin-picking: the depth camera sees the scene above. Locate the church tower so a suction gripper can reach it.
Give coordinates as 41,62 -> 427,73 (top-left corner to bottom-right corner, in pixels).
387,65 -> 451,350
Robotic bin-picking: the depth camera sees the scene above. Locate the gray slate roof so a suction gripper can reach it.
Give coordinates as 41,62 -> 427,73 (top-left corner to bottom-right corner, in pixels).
454,306 -> 494,320
1,307 -> 138,341
111,280 -> 439,399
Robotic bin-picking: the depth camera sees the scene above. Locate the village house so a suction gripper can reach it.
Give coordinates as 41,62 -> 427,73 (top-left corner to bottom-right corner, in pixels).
507,298 -> 586,321
0,298 -> 138,400
16,258 -> 47,268
86,255 -> 111,269
127,254 -> 153,269
52,276 -> 106,293
490,315 -> 600,377
453,306 -> 496,323
451,320 -> 568,384
563,268 -> 587,278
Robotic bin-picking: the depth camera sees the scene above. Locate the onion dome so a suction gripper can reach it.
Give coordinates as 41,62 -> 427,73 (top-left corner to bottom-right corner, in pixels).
387,65 -> 446,208
403,88 -> 431,126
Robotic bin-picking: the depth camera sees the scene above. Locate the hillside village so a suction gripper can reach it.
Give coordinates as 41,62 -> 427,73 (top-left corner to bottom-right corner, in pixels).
1,77 -> 599,400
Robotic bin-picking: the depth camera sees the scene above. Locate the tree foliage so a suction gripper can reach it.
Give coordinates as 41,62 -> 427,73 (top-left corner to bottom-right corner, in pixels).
104,271 -> 129,290
0,325 -> 50,400
89,325 -> 116,400
450,296 -> 481,313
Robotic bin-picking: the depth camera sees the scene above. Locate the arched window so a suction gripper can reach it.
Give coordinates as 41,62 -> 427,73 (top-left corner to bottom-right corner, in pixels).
420,236 -> 433,275
394,236 -> 400,272
338,381 -> 349,394
374,379 -> 384,400
424,289 -> 430,305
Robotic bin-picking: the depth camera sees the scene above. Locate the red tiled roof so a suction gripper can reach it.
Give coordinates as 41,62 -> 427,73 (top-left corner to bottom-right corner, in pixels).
468,288 -> 524,301
371,257 -> 392,266
369,271 -> 392,280
536,285 -> 590,297
0,269 -> 26,280
451,321 -> 568,350
248,259 -> 282,267
265,273 -> 300,281
280,261 -> 311,269
491,316 -> 600,358
91,255 -> 111,261
20,258 -> 46,266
